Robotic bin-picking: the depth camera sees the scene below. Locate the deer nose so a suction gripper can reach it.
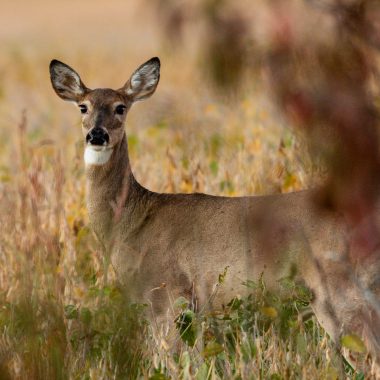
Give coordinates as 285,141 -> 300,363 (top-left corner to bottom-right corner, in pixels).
86,128 -> 110,146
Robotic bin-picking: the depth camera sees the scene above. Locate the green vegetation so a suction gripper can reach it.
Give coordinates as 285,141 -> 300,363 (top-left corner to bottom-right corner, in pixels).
0,2 -> 371,377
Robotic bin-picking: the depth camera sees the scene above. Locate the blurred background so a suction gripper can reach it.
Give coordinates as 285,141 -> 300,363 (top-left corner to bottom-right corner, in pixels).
0,0 -> 311,198
1,0 -> 379,378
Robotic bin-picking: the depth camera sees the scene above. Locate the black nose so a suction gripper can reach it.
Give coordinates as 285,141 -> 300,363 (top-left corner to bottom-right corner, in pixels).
86,128 -> 110,145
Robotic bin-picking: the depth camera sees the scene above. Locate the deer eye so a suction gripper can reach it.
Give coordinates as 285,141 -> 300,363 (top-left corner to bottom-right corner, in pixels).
79,104 -> 88,114
115,104 -> 126,115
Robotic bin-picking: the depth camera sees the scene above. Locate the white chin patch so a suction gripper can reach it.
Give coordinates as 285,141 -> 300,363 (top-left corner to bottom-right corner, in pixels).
84,146 -> 113,166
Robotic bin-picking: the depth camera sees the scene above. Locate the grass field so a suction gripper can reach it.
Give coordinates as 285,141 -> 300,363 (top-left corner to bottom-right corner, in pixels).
0,1 -> 369,379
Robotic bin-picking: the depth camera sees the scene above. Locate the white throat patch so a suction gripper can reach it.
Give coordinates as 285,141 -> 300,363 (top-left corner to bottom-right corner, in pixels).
84,146 -> 113,166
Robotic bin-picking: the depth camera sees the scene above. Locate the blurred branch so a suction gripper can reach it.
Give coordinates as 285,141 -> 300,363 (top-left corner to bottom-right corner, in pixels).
307,0 -> 380,50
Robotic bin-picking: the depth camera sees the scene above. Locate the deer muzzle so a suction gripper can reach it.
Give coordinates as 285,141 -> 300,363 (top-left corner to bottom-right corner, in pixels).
86,127 -> 110,146
84,128 -> 113,166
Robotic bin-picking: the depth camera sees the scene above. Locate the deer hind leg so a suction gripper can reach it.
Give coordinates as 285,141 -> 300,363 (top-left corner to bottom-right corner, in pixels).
308,254 -> 380,377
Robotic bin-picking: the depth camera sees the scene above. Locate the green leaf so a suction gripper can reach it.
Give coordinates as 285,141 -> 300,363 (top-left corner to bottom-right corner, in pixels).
341,334 -> 366,353
219,180 -> 234,194
354,372 -> 365,380
80,307 -> 92,326
202,341 -> 224,358
209,160 -> 218,176
210,133 -> 222,157
149,370 -> 170,380
296,333 -> 307,355
173,296 -> 189,311
155,120 -> 168,129
218,266 -> 230,284
64,305 -> 79,320
176,310 -> 197,347
325,365 -> 339,380
195,363 -> 209,380
226,297 -> 243,311
260,306 -> 278,319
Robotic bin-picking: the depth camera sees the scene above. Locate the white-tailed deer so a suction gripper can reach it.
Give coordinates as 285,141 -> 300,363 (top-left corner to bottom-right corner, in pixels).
50,57 -> 380,375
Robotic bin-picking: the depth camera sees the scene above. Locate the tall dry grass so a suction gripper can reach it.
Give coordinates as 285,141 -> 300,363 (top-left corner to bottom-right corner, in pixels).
0,1 -> 371,378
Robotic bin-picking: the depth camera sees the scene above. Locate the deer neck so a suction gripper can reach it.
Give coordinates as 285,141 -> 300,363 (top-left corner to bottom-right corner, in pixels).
84,132 -> 147,244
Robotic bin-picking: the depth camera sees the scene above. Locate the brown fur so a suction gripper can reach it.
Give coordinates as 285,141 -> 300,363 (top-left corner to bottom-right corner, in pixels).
50,58 -> 380,376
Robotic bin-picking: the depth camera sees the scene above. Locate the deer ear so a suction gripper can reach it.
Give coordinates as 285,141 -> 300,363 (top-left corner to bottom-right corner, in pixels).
49,60 -> 88,102
121,57 -> 160,102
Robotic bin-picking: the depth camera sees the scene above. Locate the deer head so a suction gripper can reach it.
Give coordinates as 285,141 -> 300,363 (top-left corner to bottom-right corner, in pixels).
49,57 -> 160,165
